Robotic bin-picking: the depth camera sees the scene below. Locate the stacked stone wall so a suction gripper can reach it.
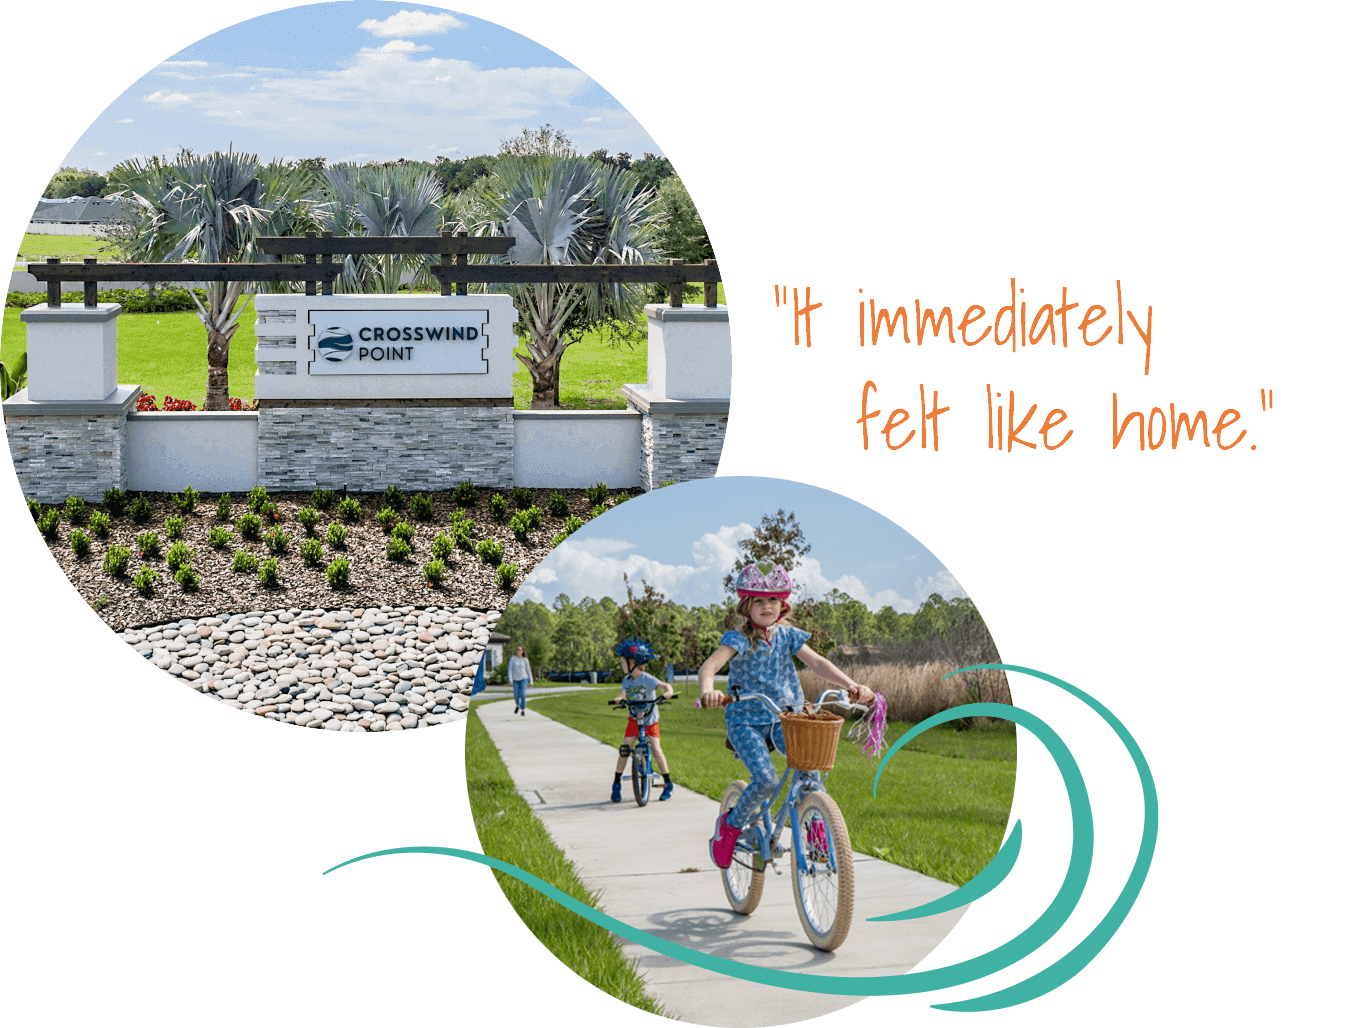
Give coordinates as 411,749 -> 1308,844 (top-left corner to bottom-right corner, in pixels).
257,404 -> 514,492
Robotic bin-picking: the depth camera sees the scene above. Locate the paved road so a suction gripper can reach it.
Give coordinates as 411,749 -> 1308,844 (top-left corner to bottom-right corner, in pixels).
476,695 -> 969,1028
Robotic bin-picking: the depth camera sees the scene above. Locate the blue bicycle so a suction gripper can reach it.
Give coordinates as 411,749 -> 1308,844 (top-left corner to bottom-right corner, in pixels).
608,694 -> 676,806
718,688 -> 868,951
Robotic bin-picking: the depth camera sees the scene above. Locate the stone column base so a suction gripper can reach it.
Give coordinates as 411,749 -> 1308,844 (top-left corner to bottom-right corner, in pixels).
3,385 -> 140,503
622,385 -> 730,492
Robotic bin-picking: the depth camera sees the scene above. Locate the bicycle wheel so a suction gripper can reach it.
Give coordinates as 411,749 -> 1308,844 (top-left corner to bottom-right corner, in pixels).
718,781 -> 764,914
633,745 -> 650,806
791,791 -> 854,951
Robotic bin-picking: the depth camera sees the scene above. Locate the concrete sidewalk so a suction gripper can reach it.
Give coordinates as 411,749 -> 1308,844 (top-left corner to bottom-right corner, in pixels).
476,695 -> 969,1028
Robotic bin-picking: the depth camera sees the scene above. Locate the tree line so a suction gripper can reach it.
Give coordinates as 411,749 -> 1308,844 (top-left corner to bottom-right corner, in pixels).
497,506 -> 994,678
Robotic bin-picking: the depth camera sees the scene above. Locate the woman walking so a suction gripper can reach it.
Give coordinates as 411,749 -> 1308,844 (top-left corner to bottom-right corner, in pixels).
508,646 -> 533,716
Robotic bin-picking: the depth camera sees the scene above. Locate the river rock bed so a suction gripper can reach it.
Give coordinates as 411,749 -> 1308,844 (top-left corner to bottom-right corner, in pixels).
120,604 -> 498,731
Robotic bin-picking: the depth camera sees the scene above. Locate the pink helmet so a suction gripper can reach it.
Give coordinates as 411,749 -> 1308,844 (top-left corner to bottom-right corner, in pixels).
735,562 -> 793,623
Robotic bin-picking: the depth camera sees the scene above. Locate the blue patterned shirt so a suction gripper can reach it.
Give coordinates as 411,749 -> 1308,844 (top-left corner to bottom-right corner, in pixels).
622,671 -> 664,726
721,626 -> 810,726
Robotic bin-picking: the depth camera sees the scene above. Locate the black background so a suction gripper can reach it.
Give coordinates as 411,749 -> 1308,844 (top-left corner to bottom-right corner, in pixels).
10,6 -> 1288,1023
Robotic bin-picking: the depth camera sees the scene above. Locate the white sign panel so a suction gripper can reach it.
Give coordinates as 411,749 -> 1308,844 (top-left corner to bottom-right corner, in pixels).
307,309 -> 488,375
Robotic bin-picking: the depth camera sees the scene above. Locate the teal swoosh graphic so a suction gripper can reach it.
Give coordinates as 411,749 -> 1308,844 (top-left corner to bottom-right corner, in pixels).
866,819 -> 1022,922
326,664 -> 1156,1012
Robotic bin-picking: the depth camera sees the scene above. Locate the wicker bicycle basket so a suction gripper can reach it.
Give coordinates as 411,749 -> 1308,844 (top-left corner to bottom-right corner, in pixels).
780,709 -> 846,771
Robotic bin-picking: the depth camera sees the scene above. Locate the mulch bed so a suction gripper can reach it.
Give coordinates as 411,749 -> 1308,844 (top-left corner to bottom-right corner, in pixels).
32,487 -> 626,632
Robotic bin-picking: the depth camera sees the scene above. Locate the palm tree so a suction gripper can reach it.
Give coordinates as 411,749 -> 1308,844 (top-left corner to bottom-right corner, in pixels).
117,150 -> 325,409
466,156 -> 663,408
318,164 -> 445,293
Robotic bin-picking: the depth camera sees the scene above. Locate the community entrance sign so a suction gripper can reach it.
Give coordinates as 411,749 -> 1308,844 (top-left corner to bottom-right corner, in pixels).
254,294 -> 515,400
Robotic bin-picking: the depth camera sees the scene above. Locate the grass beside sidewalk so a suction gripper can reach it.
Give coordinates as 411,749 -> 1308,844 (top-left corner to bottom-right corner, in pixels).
466,704 -> 665,1015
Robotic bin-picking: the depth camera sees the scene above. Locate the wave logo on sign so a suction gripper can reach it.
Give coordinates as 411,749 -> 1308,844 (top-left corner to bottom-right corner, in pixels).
317,326 -> 355,362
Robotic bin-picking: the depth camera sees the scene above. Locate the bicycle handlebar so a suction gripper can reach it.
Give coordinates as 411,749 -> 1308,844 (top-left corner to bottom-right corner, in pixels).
728,687 -> 870,717
608,694 -> 679,708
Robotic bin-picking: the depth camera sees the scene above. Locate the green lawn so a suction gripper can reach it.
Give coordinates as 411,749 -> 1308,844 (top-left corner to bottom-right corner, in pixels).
467,704 -> 664,1015
2,282 -> 728,409
16,232 -> 116,262
527,687 -> 1017,887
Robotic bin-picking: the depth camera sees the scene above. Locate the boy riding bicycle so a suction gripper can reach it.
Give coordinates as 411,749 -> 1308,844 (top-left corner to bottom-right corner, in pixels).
612,638 -> 676,802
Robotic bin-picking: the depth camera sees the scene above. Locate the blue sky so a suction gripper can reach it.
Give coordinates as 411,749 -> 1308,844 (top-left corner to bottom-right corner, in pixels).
516,477 -> 966,612
61,2 -> 660,173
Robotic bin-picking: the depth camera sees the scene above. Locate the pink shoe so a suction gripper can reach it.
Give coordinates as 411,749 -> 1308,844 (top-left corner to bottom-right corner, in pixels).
710,811 -> 742,869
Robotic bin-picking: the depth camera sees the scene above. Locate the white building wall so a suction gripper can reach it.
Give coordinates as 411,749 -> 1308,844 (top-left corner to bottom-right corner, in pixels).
125,412 -> 259,493
512,410 -> 643,489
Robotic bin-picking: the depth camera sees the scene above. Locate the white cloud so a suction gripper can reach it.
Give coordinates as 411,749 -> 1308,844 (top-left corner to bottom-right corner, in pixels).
513,583 -> 545,603
358,10 -> 466,37
584,116 -> 601,123
143,91 -> 191,104
115,119 -> 133,124
158,60 -> 208,68
914,570 -> 967,601
359,40 -> 433,55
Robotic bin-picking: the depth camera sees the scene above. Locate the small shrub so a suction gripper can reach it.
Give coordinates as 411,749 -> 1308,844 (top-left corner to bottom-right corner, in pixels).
296,507 -> 319,535
174,564 -> 200,591
164,514 -> 186,540
237,513 -> 262,541
89,510 -> 111,538
208,525 -> 232,549
136,531 -> 161,558
380,484 -> 406,511
477,537 -> 504,565
510,506 -> 543,541
410,493 -> 434,520
585,482 -> 609,506
375,506 -> 398,532
326,557 -> 350,588
69,529 -> 92,558
496,563 -> 518,590
391,521 -> 415,544
325,522 -> 348,549
452,480 -> 477,507
454,519 -> 476,551
259,500 -> 281,525
37,509 -> 61,540
103,544 -> 130,576
257,557 -> 280,587
431,531 -> 454,561
488,493 -> 509,521
613,491 -> 632,505
657,479 -> 677,488
547,492 -> 569,517
232,549 -> 258,574
521,506 -> 542,531
386,536 -> 412,561
215,494 -> 232,521
590,504 -> 606,520
311,488 -> 335,510
103,487 -> 128,517
128,495 -> 154,524
133,566 -> 158,597
552,515 -> 584,545
422,558 -> 446,587
165,540 -> 193,571
246,485 -> 269,514
64,495 -> 88,525
337,496 -> 362,523
172,485 -> 200,513
90,595 -> 113,612
300,537 -> 324,567
510,487 -> 534,509
264,528 -> 290,555
27,498 -> 41,521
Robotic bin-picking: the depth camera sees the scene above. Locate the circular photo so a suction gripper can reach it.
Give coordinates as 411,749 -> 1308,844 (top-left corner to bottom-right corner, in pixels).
3,3 -> 728,731
466,476 -> 1016,1025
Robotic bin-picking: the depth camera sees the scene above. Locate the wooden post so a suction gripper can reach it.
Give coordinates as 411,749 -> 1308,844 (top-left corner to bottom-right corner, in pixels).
321,231 -> 334,295
83,258 -> 98,307
703,259 -> 718,308
456,231 -> 469,296
304,230 -> 317,297
46,257 -> 60,307
439,229 -> 453,296
668,258 -> 684,308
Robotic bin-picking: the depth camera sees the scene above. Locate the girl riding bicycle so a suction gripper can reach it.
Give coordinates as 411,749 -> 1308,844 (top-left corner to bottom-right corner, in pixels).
612,638 -> 676,802
699,563 -> 874,868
